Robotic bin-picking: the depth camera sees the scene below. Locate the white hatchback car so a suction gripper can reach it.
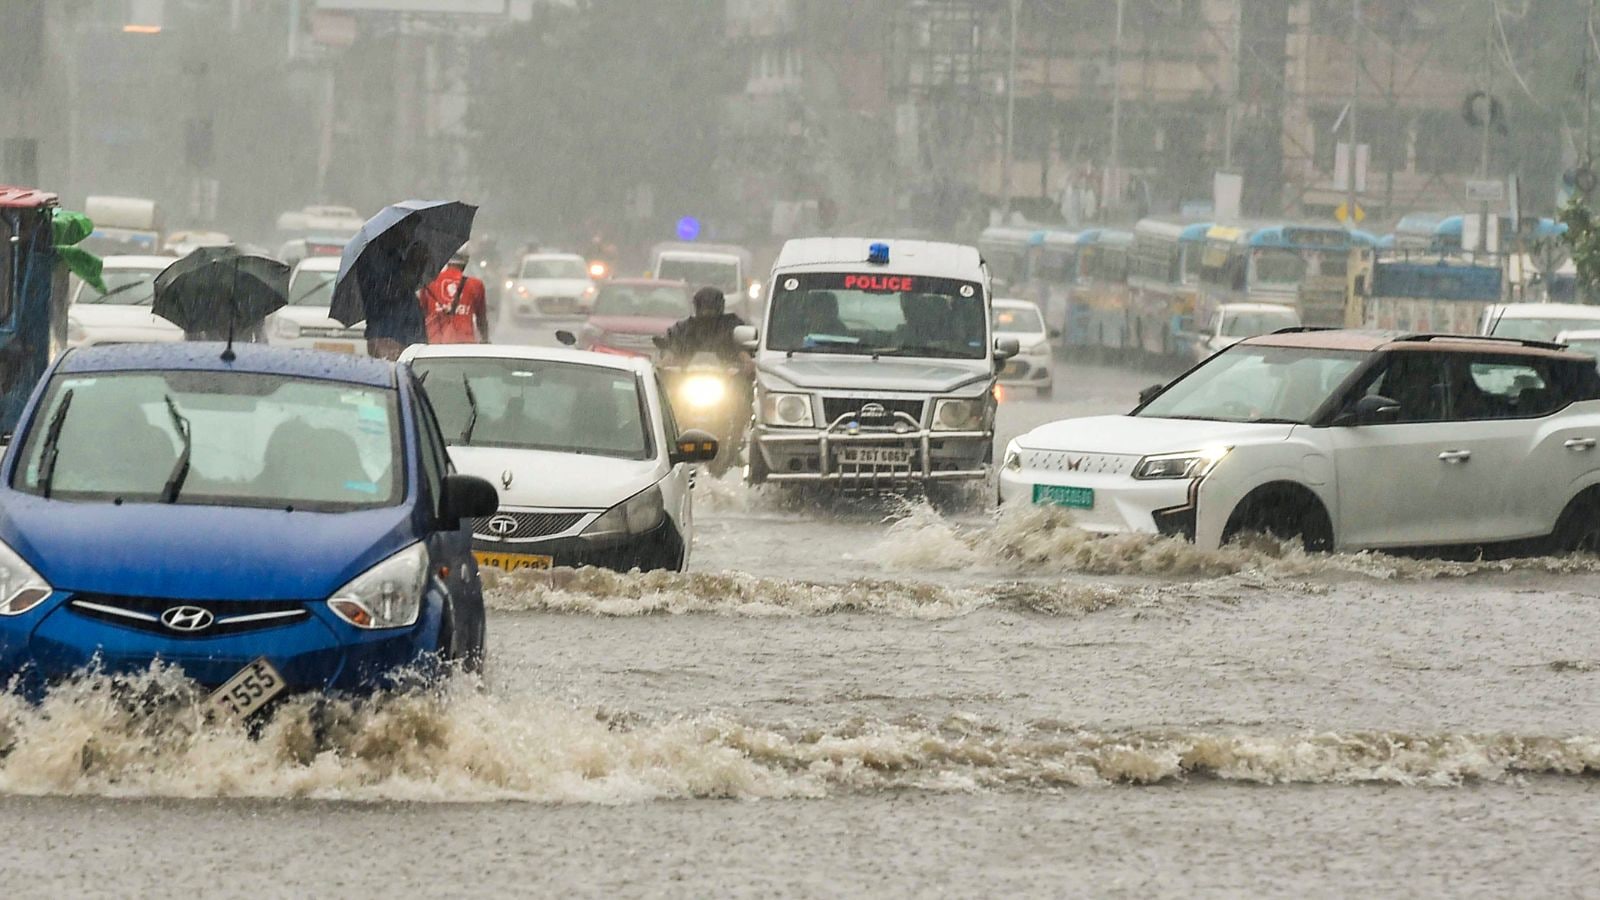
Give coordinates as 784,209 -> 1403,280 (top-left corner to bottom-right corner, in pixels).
1001,330 -> 1600,554
400,344 -> 719,573
68,255 -> 183,347
1482,303 -> 1600,342
1191,302 -> 1300,362
993,298 -> 1054,397
504,252 -> 595,321
266,257 -> 368,355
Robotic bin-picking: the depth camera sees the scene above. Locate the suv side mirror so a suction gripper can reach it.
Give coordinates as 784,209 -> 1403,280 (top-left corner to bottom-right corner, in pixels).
1341,394 -> 1402,426
1138,383 -> 1165,406
554,329 -> 577,347
441,473 -> 499,530
733,324 -> 759,351
670,428 -> 720,464
994,336 -> 1021,361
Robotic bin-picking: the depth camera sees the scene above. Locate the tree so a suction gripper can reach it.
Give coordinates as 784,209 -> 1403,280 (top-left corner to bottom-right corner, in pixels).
1559,194 -> 1600,301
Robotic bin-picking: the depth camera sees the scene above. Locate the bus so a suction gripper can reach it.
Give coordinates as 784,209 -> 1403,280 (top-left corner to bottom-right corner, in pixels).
1357,256 -> 1504,335
1197,223 -> 1375,329
1127,219 -> 1211,359
977,226 -> 1040,296
0,186 -> 65,434
1073,229 -> 1134,356
1032,228 -> 1080,347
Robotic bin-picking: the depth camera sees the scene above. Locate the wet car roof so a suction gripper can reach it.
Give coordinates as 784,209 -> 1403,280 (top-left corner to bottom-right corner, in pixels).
58,343 -> 396,388
1243,329 -> 1590,361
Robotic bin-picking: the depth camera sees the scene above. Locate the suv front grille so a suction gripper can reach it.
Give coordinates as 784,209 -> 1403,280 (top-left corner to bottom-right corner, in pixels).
821,397 -> 925,425
68,595 -> 309,639
473,511 -> 586,542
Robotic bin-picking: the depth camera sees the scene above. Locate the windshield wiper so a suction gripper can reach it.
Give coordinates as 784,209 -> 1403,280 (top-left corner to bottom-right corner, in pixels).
160,395 -> 193,504
460,374 -> 480,445
35,388 -> 76,499
94,281 -> 150,304
873,344 -> 967,358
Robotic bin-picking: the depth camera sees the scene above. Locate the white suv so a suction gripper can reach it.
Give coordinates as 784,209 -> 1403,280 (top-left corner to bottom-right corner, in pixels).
1000,329 -> 1600,554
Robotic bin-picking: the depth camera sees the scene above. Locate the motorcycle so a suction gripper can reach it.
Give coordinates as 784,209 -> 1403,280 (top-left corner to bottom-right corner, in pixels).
655,347 -> 750,477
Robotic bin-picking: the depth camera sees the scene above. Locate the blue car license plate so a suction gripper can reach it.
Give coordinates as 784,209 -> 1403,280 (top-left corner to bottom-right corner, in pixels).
1033,484 -> 1094,509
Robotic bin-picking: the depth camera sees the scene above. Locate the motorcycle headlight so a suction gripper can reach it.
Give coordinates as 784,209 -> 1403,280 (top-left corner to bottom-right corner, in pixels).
681,375 -> 727,409
274,317 -> 301,339
932,397 -> 984,431
582,484 -> 666,542
0,540 -> 52,616
1132,446 -> 1231,480
327,543 -> 429,629
761,392 -> 814,427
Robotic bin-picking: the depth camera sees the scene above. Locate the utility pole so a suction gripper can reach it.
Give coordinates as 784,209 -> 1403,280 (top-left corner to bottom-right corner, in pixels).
1001,0 -> 1018,219
1585,0 -> 1595,168
1478,0 -> 1493,260
1344,0 -> 1360,231
1108,0 -> 1125,218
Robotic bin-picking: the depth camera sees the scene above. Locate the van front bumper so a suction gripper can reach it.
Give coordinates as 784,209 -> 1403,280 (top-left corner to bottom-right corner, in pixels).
752,418 -> 992,484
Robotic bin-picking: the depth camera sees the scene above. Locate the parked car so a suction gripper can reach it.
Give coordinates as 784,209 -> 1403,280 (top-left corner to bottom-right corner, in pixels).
503,252 -> 595,321
0,343 -> 499,706
401,344 -> 717,572
67,255 -> 184,347
266,256 -> 367,355
1481,303 -> 1600,342
578,279 -> 693,359
992,298 -> 1054,397
1191,302 -> 1301,362
1557,329 -> 1600,365
1001,330 -> 1600,554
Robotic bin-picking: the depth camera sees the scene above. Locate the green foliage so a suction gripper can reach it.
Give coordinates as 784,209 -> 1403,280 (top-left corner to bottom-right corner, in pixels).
1559,194 -> 1600,301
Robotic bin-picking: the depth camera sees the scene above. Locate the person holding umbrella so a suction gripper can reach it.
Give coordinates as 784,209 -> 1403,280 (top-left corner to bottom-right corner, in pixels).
363,239 -> 433,360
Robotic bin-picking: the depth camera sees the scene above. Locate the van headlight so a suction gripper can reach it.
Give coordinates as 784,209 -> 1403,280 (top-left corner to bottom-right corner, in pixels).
0,540 -> 52,616
761,392 -> 813,427
327,543 -> 429,629
582,484 -> 666,542
1132,446 -> 1231,480
933,398 -> 984,431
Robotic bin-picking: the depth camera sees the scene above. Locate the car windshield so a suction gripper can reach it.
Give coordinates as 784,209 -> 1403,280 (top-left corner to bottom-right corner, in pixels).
1252,248 -> 1307,285
13,371 -> 401,510
286,269 -> 337,307
1138,345 -> 1366,424
992,306 -> 1044,333
656,258 -> 740,295
1221,308 -> 1300,337
593,284 -> 692,318
521,258 -> 588,279
1493,317 -> 1600,342
411,357 -> 651,459
78,267 -> 165,305
767,273 -> 988,359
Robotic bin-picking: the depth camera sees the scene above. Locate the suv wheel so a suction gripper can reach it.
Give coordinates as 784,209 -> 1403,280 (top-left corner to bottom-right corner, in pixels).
1553,495 -> 1600,554
1223,484 -> 1334,553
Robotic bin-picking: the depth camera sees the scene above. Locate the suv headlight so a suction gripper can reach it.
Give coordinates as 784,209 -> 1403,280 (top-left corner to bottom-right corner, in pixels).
327,543 -> 429,629
760,392 -> 814,427
0,540 -> 52,616
1132,446 -> 1231,480
933,397 -> 984,431
582,484 -> 666,542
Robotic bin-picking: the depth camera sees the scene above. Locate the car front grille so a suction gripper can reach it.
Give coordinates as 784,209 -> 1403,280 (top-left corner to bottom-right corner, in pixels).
473,511 -> 586,542
67,595 -> 310,639
1020,449 -> 1137,476
535,296 -> 580,314
821,397 -> 926,425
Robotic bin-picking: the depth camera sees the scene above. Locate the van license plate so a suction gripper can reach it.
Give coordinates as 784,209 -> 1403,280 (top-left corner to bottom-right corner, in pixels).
838,447 -> 913,466
207,657 -> 286,721
474,550 -> 554,572
1033,484 -> 1094,509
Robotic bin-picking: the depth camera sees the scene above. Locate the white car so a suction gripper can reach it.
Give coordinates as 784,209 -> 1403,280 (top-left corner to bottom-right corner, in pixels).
1001,329 -> 1600,554
1557,330 -> 1600,362
1192,302 -> 1300,362
1481,303 -> 1600,342
266,257 -> 368,355
504,252 -> 595,320
400,344 -> 720,572
68,255 -> 183,347
992,298 -> 1054,397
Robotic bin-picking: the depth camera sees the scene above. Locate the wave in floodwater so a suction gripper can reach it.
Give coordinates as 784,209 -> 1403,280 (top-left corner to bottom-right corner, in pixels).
2,667 -> 1597,803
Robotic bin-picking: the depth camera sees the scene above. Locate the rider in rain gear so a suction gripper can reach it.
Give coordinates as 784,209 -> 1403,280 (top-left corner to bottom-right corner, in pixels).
661,287 -> 747,365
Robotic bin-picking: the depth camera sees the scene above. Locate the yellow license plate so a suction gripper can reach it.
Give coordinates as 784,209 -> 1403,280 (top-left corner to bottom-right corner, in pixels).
314,341 -> 356,354
474,550 -> 554,572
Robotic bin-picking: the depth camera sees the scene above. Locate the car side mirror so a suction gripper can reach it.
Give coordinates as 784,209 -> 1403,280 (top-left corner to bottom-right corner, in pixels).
733,324 -> 759,351
1138,383 -> 1165,405
670,428 -> 720,464
994,336 -> 1021,361
1344,394 -> 1402,426
440,473 -> 499,530
554,330 -> 577,346
1047,327 -> 1062,340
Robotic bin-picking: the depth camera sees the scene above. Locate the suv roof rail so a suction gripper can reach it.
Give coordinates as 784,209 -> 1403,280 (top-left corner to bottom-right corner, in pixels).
1269,326 -> 1339,335
1393,333 -> 1569,352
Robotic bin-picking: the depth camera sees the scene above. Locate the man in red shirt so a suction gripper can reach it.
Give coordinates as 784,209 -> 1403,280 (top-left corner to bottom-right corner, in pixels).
420,250 -> 490,344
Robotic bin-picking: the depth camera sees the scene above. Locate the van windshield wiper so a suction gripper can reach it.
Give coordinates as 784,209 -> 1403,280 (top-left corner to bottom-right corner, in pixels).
35,389 -> 76,499
460,374 -> 480,445
160,395 -> 193,503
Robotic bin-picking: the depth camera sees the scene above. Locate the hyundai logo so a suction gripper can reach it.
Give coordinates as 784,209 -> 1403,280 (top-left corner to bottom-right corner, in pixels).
860,402 -> 888,419
160,605 -> 214,633
485,514 -> 519,536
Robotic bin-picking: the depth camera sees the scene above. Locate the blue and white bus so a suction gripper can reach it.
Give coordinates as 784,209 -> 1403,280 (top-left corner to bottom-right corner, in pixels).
1197,223 -> 1375,328
1127,219 -> 1211,358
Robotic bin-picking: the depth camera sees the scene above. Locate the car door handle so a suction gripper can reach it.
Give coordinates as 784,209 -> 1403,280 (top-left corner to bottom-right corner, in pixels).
1565,438 -> 1597,451
1438,450 -> 1472,463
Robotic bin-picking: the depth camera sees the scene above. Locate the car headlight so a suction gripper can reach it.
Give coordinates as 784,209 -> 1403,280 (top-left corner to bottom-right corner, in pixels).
503,279 -> 515,291
67,315 -> 86,344
582,484 -> 666,542
932,397 -> 984,431
1131,446 -> 1231,480
1003,444 -> 1022,472
327,543 -> 429,629
681,374 -> 727,409
748,280 -> 762,301
761,392 -> 814,427
0,540 -> 52,616
274,317 -> 301,339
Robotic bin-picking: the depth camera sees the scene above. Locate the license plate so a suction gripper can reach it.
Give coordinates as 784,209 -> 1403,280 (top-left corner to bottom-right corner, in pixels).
1033,484 -> 1094,509
313,341 -> 356,354
838,446 -> 914,466
206,657 -> 286,721
474,550 -> 554,572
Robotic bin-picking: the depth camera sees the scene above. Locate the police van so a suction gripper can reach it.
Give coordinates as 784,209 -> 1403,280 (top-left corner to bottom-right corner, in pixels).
737,238 -> 1016,489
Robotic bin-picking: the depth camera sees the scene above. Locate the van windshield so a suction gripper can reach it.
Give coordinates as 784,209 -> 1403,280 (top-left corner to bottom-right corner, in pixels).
767,273 -> 987,359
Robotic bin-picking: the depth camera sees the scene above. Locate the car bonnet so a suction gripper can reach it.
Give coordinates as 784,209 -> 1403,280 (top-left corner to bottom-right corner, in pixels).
1016,414 -> 1297,456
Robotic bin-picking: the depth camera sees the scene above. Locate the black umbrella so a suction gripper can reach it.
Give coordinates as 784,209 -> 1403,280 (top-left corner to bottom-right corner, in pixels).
153,245 -> 289,344
329,200 -> 477,329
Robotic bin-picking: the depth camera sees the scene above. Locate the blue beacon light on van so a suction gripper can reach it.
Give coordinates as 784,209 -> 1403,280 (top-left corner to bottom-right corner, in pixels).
867,242 -> 890,265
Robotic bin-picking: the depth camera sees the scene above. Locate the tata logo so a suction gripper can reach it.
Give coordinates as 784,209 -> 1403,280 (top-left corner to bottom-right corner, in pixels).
1065,457 -> 1084,472
860,402 -> 889,419
485,514 -> 519,536
160,605 -> 214,633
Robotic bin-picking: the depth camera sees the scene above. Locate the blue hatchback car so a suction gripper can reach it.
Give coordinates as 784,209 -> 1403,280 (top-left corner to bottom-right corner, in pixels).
0,343 -> 498,707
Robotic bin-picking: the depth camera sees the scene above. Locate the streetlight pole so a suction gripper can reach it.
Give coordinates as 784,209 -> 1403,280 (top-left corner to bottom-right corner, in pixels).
1001,0 -> 1019,220
1108,0 -> 1125,217
1344,0 -> 1360,230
